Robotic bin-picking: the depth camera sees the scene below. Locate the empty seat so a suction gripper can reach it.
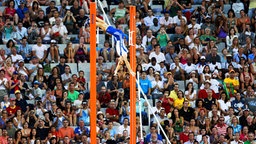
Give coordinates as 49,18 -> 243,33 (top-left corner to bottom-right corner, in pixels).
176,80 -> 185,91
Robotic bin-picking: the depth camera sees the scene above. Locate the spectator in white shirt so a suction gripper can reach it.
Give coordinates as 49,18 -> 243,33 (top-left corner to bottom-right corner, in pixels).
170,56 -> 185,80
10,47 -> 23,67
142,29 -> 155,48
50,17 -> 68,44
149,44 -> 166,64
159,12 -> 173,33
172,9 -> 187,26
183,58 -> 196,78
32,37 -> 48,63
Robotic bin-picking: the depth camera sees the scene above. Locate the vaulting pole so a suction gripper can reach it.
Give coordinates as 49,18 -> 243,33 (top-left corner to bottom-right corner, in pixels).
90,2 -> 97,144
129,6 -> 136,144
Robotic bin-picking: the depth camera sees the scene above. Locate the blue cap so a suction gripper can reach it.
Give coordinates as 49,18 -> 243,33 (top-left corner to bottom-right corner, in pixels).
13,71 -> 18,75
34,80 -> 40,85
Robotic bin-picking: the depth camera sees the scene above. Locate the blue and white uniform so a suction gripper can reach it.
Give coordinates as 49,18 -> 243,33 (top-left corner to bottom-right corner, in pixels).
106,26 -> 128,56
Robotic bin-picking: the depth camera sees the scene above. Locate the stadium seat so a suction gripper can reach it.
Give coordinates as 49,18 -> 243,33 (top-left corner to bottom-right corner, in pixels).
217,42 -> 226,53
223,4 -> 231,14
176,80 -> 185,91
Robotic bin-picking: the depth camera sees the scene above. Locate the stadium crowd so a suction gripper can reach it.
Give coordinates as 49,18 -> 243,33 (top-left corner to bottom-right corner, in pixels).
0,0 -> 255,143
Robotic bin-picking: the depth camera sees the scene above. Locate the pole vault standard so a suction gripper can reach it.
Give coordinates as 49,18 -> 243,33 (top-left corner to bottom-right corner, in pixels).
129,6 -> 136,144
89,2 -> 97,144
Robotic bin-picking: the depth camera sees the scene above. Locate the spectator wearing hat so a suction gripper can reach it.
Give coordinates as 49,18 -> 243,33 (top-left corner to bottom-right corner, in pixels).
47,40 -> 59,63
224,69 -> 239,95
222,53 -> 239,71
56,55 -> 71,75
15,90 -> 28,112
196,56 -> 207,75
97,56 -> 110,81
6,98 -> 20,118
31,80 -> 43,100
17,60 -> 29,78
8,71 -> 21,98
170,56 -> 185,80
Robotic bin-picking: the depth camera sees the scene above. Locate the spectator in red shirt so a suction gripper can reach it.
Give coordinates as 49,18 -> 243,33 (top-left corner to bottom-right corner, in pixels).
214,116 -> 228,136
98,86 -> 111,108
6,98 -> 20,118
179,126 -> 190,143
106,100 -> 119,125
198,80 -> 217,99
0,129 -> 8,144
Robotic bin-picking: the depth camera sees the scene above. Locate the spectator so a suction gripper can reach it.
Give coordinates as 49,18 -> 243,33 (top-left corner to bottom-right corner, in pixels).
58,119 -> 75,140
74,37 -> 88,63
106,100 -> 119,125
35,10 -> 49,28
46,1 -> 58,18
50,18 -> 68,44
109,1 -> 128,24
74,120 -> 90,141
142,29 -> 155,48
78,100 -> 90,126
13,21 -> 27,43
75,9 -> 89,33
145,125 -> 163,143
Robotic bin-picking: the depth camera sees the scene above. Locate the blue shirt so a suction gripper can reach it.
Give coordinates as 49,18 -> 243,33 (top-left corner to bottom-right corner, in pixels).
231,124 -> 242,134
145,133 -> 163,143
17,44 -> 32,59
233,53 -> 247,63
16,7 -> 29,20
138,78 -> 152,95
74,126 -> 90,136
248,53 -> 255,62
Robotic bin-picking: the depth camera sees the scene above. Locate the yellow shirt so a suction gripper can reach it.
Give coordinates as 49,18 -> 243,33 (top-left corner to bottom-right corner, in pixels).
224,77 -> 239,92
174,98 -> 185,110
169,90 -> 178,101
224,78 -> 239,86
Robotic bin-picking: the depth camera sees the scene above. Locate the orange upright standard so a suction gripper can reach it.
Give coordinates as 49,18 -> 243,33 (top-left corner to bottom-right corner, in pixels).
89,2 -> 97,144
129,6 -> 136,144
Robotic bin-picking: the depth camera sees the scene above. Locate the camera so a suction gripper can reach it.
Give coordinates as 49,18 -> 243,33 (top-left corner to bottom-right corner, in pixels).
197,6 -> 201,12
124,102 -> 127,105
